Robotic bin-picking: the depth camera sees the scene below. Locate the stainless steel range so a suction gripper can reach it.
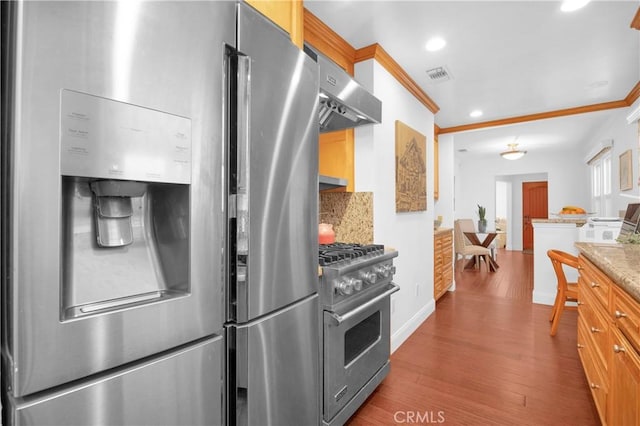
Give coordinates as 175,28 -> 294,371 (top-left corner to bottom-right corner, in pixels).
319,243 -> 399,426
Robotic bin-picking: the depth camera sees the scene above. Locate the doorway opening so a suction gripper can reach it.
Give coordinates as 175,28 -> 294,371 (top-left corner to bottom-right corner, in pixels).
495,173 -> 548,252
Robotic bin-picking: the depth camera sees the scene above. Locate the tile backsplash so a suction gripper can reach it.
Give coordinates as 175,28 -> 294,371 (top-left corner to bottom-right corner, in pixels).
319,192 -> 373,244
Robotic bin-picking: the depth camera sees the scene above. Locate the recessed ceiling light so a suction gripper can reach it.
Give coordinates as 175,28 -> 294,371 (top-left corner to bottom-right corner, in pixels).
470,110 -> 483,118
425,37 -> 446,52
561,0 -> 590,12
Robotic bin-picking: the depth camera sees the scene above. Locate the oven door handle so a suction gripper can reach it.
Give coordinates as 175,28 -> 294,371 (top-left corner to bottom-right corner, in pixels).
329,283 -> 400,325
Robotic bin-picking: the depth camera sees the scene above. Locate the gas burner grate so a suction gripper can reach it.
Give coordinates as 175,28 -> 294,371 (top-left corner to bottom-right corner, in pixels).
319,243 -> 384,266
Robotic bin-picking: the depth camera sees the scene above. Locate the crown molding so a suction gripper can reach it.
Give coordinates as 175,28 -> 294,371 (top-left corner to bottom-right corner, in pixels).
303,9 -> 355,75
438,81 -> 640,134
625,81 -> 640,105
303,10 -> 439,115
631,6 -> 640,30
438,100 -> 629,135
303,9 -> 637,134
355,43 -> 440,114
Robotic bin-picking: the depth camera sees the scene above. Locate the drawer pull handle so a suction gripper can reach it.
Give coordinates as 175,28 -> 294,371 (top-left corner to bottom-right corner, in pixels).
615,310 -> 627,319
577,343 -> 585,349
577,301 -> 584,306
577,266 -> 584,270
590,383 -> 600,390
590,282 -> 599,288
613,344 -> 626,353
590,327 -> 601,333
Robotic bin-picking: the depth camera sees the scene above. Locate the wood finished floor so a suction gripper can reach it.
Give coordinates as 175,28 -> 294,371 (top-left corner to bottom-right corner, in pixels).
347,249 -> 600,425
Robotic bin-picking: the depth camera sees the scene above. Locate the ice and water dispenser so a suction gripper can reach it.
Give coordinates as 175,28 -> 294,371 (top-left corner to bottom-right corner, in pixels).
60,89 -> 192,320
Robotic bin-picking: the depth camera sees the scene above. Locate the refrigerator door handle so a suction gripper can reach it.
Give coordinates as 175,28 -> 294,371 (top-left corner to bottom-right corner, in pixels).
235,54 -> 251,257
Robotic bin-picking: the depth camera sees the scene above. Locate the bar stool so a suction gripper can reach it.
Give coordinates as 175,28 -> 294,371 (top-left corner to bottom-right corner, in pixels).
547,249 -> 579,336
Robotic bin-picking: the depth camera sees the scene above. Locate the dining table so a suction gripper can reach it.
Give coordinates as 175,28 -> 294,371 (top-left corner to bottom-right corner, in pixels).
463,231 -> 500,272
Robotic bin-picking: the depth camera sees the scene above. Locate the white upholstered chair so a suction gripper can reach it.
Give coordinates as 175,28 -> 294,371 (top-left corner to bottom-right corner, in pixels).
458,218 -> 497,260
453,219 -> 492,270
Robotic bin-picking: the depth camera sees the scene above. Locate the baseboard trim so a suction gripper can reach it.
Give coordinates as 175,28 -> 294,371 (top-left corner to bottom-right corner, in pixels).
390,300 -> 435,354
532,291 -> 555,306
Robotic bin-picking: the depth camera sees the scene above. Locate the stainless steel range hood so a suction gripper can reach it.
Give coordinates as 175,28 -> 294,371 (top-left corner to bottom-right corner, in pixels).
305,45 -> 382,133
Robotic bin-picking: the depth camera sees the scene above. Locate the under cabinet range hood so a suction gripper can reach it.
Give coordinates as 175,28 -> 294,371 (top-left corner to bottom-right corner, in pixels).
305,45 -> 382,133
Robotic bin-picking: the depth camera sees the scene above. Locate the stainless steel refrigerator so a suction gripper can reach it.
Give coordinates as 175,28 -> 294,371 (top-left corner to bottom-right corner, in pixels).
1,1 -> 319,425
225,3 -> 320,426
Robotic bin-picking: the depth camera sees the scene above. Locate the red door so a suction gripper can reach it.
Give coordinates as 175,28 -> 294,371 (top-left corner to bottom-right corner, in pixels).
523,181 -> 548,251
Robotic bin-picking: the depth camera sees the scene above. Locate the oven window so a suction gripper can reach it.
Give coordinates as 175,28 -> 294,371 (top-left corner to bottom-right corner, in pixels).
344,311 -> 381,366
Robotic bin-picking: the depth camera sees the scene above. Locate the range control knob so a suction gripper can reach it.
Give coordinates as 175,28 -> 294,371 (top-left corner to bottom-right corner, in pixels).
359,270 -> 377,285
351,278 -> 363,292
374,264 -> 391,278
335,278 -> 353,295
336,277 -> 363,295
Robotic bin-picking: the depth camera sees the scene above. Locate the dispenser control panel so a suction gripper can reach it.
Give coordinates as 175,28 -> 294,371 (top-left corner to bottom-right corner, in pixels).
60,89 -> 192,184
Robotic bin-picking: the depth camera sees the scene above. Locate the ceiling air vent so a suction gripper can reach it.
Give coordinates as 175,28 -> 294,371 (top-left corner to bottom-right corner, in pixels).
426,66 -> 452,83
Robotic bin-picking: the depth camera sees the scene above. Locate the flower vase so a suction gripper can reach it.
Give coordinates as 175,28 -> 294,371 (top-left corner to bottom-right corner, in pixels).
478,220 -> 487,233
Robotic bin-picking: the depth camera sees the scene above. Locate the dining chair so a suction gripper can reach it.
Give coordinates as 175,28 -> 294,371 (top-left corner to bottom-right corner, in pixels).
453,219 -> 492,271
458,218 -> 497,259
547,249 -> 579,336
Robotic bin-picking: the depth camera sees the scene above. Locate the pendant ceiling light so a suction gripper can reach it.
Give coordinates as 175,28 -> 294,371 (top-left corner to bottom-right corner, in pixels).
500,143 -> 527,160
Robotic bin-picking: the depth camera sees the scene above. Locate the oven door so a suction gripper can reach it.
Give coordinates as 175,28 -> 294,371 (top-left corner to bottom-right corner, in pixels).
323,283 -> 399,422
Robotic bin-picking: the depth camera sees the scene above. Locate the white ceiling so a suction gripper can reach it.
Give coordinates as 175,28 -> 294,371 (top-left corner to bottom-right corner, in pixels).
305,0 -> 640,157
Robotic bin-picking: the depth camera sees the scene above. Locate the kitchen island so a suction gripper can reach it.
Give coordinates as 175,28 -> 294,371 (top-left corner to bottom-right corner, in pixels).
532,218 -> 586,305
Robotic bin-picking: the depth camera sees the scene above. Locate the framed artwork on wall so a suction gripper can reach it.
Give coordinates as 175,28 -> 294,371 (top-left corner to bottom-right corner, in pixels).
620,149 -> 633,191
395,120 -> 427,212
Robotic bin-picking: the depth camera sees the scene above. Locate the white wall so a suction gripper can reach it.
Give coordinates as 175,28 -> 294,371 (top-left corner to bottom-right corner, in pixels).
352,61 -> 638,354
435,133 -> 455,229
453,101 -> 639,250
454,148 -> 588,244
496,172 -> 547,250
355,59 -> 435,353
583,99 -> 640,214
496,181 -> 508,218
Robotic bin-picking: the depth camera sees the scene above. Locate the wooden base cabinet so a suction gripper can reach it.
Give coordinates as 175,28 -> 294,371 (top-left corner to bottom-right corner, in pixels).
577,314 -> 608,419
609,326 -> 640,426
608,285 -> 640,426
434,229 -> 453,301
578,254 -> 640,425
577,255 -> 610,423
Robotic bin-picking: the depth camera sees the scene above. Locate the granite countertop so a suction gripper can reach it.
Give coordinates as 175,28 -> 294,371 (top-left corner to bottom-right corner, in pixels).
434,227 -> 453,235
533,218 -> 587,226
575,242 -> 640,303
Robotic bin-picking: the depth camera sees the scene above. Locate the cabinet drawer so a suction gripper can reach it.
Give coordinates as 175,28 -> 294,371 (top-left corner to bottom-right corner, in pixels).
442,266 -> 453,284
577,318 -> 607,423
578,278 -> 610,370
578,255 -> 610,308
612,285 -> 640,354
434,235 -> 443,247
434,275 -> 443,288
608,327 -> 640,426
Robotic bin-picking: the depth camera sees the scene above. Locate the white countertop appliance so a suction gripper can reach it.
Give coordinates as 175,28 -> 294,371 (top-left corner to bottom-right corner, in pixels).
578,217 -> 623,243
